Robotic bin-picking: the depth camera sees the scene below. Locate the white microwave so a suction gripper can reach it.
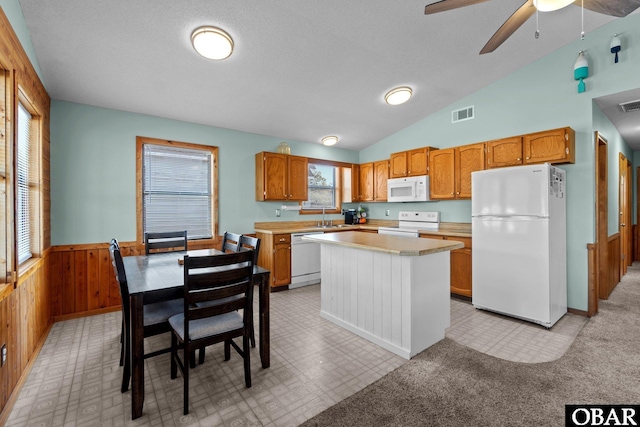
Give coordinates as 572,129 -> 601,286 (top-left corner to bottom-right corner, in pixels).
387,175 -> 431,202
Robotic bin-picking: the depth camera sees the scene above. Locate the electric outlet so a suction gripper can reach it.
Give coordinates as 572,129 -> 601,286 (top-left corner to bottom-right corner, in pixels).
1,343 -> 6,367
275,209 -> 281,217
385,209 -> 390,216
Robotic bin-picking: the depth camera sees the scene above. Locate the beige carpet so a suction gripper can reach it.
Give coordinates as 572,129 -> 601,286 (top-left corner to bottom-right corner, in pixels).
302,265 -> 640,427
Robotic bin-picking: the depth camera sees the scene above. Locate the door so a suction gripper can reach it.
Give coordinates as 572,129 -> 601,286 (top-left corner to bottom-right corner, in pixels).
472,217 -> 551,323
429,148 -> 455,199
594,132 -> 607,307
456,143 -> 485,198
359,162 -> 373,201
263,153 -> 287,200
486,137 -> 523,168
374,160 -> 388,201
287,155 -> 308,201
618,153 -> 631,276
471,164 -> 549,217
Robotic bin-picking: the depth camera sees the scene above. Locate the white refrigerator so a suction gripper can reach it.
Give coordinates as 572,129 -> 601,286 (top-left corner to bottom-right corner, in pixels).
471,163 -> 567,328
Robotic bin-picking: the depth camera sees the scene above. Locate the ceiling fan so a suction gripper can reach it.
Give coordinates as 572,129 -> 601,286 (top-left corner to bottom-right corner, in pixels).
424,0 -> 640,54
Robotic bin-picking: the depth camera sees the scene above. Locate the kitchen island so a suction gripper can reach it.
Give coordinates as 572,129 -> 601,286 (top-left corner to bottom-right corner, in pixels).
302,231 -> 463,359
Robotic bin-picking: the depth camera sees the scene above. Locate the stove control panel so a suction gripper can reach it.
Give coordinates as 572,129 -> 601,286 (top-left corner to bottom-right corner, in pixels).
398,211 -> 440,223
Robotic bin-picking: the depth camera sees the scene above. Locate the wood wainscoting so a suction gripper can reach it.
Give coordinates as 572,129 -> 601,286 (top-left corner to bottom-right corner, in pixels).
49,239 -> 219,320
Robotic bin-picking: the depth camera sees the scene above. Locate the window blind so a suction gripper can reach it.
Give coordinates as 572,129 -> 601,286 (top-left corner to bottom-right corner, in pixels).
142,144 -> 213,239
17,102 -> 32,263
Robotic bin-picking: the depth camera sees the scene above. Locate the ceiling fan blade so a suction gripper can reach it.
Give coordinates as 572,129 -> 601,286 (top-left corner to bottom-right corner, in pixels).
479,0 -> 536,54
578,0 -> 640,17
424,0 -> 489,15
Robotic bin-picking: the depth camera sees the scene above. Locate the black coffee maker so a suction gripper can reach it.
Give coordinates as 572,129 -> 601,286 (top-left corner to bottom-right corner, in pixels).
344,209 -> 357,225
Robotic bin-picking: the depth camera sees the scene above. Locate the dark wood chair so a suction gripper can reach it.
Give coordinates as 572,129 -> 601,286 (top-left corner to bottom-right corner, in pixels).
221,231 -> 242,253
144,230 -> 188,255
109,239 -> 184,393
169,250 -> 255,415
197,235 -> 261,364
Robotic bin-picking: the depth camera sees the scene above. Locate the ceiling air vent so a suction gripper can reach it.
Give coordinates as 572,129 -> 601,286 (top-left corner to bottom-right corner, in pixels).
619,99 -> 640,113
452,105 -> 474,123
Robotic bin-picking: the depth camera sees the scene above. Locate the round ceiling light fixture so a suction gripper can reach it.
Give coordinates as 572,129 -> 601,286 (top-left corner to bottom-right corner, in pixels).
385,87 -> 412,106
533,0 -> 574,12
191,26 -> 234,60
321,136 -> 338,146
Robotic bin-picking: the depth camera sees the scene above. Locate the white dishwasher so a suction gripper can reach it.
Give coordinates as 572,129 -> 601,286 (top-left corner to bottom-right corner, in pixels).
290,232 -> 324,288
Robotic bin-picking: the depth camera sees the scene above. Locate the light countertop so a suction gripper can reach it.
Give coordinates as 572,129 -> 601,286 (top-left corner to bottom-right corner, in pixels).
254,221 -> 471,237
301,231 -> 463,256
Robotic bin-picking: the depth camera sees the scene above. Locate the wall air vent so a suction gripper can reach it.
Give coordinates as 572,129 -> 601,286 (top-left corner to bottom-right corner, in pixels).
619,99 -> 640,113
452,105 -> 474,123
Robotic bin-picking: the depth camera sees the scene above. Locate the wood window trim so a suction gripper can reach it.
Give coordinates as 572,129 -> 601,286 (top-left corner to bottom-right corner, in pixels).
299,159 -> 344,215
16,87 -> 42,276
135,136 -> 219,251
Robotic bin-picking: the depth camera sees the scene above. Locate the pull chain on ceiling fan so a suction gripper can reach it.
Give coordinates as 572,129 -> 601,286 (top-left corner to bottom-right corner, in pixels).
424,0 -> 640,54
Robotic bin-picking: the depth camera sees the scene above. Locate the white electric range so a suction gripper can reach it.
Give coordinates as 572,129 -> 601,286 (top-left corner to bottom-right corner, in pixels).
378,211 -> 440,237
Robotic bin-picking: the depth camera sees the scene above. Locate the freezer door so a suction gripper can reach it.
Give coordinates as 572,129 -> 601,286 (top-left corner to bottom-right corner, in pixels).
472,164 -> 549,217
472,217 -> 551,324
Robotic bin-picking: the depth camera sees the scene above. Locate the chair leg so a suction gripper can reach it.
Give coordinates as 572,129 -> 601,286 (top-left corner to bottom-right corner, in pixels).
243,333 -> 251,388
119,320 -> 125,366
170,334 -> 177,380
224,340 -> 231,361
121,322 -> 131,393
198,347 -> 205,365
190,351 -> 196,369
183,345 -> 190,415
249,316 -> 256,348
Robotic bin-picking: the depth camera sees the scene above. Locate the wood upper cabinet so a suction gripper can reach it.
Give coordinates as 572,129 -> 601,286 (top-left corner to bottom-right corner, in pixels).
523,127 -> 575,165
374,160 -> 389,201
456,143 -> 485,199
255,152 -> 308,201
389,147 -> 436,178
429,148 -> 456,199
429,143 -> 485,200
358,162 -> 374,201
486,136 -> 523,169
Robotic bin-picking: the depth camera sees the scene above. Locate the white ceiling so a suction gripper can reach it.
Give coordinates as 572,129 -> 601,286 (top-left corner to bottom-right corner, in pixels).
16,0 -> 636,151
594,88 -> 640,148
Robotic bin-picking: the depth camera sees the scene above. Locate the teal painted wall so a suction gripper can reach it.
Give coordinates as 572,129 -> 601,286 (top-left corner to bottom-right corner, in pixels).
50,101 -> 358,244
0,1 -> 43,79
355,14 -> 640,311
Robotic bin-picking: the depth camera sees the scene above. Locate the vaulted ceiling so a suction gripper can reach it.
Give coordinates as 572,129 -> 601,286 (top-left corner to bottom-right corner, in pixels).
18,0 -> 636,150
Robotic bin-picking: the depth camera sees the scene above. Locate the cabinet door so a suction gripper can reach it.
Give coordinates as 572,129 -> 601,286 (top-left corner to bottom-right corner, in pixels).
263,152 -> 288,200
374,160 -> 389,201
523,127 -> 574,164
450,248 -> 472,297
389,152 -> 407,178
359,162 -> 374,201
486,137 -> 522,169
287,155 -> 308,201
456,143 -> 485,199
429,148 -> 455,199
273,242 -> 291,287
407,148 -> 428,176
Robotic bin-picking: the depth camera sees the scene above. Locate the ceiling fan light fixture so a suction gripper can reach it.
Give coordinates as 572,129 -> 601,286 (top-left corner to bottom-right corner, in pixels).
321,136 -> 338,146
191,26 -> 234,60
385,87 -> 412,106
533,0 -> 574,12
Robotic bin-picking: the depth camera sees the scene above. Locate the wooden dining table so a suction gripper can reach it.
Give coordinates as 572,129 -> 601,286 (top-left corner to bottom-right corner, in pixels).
122,249 -> 271,420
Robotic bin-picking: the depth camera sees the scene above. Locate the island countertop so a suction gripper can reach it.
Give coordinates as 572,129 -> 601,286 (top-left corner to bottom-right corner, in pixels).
302,231 -> 463,256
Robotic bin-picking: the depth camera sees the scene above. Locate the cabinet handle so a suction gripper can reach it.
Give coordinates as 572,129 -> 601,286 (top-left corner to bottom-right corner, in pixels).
517,158 -> 521,161
565,148 -> 569,154
526,157 -> 530,160
279,238 -> 286,242
451,192 -> 454,195
456,192 -> 460,195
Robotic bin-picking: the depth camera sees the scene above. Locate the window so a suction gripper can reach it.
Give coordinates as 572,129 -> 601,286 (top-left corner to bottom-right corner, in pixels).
16,93 -> 41,267
137,137 -> 218,245
302,162 -> 340,212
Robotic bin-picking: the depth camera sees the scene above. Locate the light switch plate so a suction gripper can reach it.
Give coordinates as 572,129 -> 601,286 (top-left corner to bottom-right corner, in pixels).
275,209 -> 281,217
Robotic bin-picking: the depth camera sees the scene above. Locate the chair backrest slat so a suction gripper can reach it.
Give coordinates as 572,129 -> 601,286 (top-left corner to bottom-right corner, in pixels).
240,235 -> 261,264
221,231 -> 242,253
145,230 -> 188,255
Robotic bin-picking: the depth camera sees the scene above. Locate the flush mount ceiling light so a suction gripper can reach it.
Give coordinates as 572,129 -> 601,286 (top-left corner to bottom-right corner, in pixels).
385,87 -> 412,106
533,0 -> 574,12
321,136 -> 338,146
191,26 -> 234,60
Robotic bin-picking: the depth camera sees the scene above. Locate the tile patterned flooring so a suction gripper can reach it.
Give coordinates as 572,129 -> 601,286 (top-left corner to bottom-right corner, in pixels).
5,284 -> 587,426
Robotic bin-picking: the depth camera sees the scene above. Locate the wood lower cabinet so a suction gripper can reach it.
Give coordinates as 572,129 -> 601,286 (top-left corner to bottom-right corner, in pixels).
256,232 -> 291,288
255,152 -> 308,201
523,127 -> 575,165
421,234 -> 472,297
486,136 -> 523,169
429,143 -> 485,200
